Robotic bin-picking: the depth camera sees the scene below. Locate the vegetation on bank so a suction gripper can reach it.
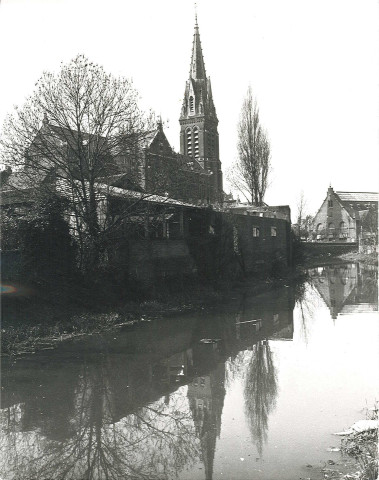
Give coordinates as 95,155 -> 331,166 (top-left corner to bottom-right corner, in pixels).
340,405 -> 378,480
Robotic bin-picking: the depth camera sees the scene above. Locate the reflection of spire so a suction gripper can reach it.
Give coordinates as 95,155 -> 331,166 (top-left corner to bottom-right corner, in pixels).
187,362 -> 226,480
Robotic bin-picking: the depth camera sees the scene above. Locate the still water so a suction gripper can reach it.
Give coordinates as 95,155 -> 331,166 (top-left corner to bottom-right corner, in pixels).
1,263 -> 378,480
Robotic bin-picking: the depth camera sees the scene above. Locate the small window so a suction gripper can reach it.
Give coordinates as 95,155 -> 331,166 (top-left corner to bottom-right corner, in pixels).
271,227 -> 277,237
252,226 -> 260,237
328,199 -> 333,207
189,96 -> 194,113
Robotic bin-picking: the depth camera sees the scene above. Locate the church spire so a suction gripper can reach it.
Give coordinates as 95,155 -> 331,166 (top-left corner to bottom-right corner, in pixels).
189,14 -> 207,80
179,14 -> 223,204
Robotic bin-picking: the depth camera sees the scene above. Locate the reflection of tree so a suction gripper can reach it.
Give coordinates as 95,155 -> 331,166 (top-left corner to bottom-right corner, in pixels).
0,360 -> 200,480
294,272 -> 322,343
244,341 -> 278,456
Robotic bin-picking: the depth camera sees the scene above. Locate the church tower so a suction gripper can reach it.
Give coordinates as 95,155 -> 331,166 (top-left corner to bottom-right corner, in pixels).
179,15 -> 223,203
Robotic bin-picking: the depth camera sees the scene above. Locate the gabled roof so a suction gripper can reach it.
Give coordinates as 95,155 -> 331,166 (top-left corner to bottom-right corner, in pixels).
38,119 -> 160,155
333,192 -> 356,219
138,129 -> 159,148
336,192 -> 378,203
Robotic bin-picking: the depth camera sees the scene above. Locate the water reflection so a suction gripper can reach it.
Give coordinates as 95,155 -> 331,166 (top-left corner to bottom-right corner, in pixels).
244,340 -> 278,457
309,263 -> 378,319
3,266 -> 376,479
1,283 -> 295,480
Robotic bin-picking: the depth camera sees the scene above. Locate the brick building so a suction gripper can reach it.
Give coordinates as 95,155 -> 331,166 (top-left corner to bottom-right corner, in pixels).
310,186 -> 378,243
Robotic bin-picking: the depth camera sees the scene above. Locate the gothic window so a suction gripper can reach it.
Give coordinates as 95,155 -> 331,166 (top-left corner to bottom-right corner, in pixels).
316,223 -> 322,232
193,127 -> 199,158
199,103 -> 203,113
328,198 -> 333,207
329,222 -> 335,230
189,96 -> 194,113
186,128 -> 192,156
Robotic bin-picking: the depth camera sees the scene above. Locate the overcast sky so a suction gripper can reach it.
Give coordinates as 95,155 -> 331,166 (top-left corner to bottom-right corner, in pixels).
0,0 -> 378,215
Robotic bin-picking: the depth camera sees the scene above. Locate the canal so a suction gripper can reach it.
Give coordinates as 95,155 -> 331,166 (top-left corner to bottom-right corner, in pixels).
0,262 -> 378,479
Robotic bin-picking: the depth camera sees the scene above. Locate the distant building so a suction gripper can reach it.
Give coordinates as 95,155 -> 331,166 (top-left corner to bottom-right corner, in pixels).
310,186 -> 378,243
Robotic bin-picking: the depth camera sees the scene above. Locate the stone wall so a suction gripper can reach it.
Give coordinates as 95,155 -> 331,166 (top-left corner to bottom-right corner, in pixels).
127,212 -> 292,281
233,214 -> 292,274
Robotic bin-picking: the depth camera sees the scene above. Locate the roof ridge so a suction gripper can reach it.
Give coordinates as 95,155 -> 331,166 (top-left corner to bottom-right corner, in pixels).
336,191 -> 378,194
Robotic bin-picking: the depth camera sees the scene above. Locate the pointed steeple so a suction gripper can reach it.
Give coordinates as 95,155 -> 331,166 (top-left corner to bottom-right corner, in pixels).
190,14 -> 207,80
179,14 -> 223,204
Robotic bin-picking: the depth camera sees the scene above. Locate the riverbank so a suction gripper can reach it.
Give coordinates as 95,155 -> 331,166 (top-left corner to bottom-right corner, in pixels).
1,268 -> 307,357
338,251 -> 378,266
322,405 -> 379,480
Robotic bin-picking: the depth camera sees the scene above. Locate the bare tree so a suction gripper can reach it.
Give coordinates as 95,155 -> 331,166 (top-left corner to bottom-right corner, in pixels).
296,191 -> 306,236
229,86 -> 271,205
295,191 -> 313,239
0,55 -> 150,272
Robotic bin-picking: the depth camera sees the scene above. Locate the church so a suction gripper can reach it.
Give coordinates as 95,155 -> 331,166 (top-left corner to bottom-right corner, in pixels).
109,15 -> 224,205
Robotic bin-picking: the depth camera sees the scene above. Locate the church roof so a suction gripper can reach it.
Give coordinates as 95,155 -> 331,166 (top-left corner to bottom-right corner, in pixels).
336,191 -> 378,203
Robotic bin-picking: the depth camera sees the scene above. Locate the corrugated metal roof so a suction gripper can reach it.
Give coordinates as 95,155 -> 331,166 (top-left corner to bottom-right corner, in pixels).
336,192 -> 378,202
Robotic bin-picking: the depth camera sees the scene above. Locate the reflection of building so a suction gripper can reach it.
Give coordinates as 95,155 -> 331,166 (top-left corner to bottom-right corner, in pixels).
310,263 -> 378,318
310,186 -> 378,243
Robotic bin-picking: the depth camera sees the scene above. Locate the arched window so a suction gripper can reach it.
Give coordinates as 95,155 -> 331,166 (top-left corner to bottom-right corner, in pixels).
328,222 -> 335,231
340,221 -> 346,230
186,128 -> 192,156
193,127 -> 199,158
189,96 -> 194,113
316,223 -> 322,232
